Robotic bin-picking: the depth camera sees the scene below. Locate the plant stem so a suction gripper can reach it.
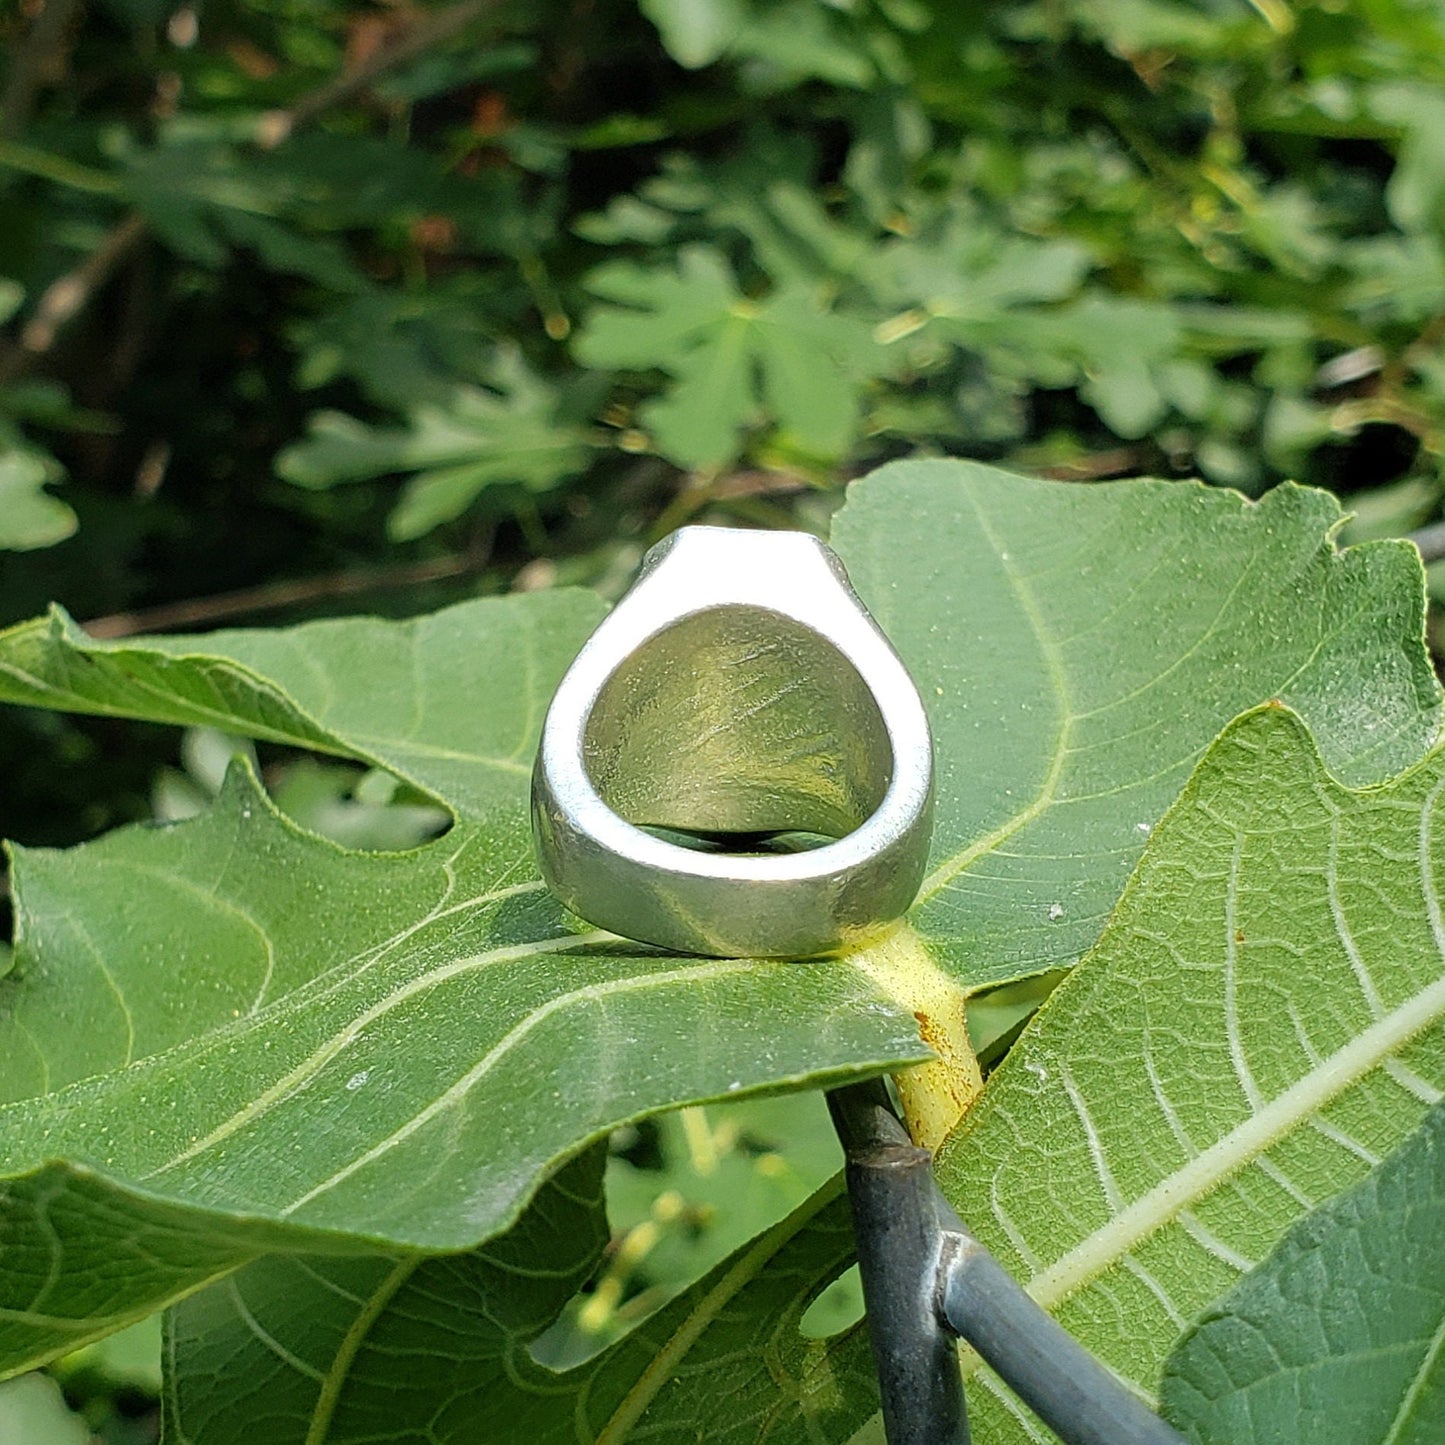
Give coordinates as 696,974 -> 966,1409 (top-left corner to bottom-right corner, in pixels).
829,1080 -> 1189,1445
844,922 -> 983,1150
829,1080 -> 971,1445
80,544 -> 492,638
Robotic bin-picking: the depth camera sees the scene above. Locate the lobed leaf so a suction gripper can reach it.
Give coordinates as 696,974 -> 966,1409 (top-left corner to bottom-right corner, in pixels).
839,461 -> 1442,989
0,586 -> 928,1376
573,246 -> 891,467
1,460 -> 1441,1407
0,451 -> 76,553
0,761 -> 925,1373
165,1163 -> 872,1444
277,350 -> 601,541
639,0 -> 745,69
1159,1098 -> 1445,1444
937,704 -> 1445,1439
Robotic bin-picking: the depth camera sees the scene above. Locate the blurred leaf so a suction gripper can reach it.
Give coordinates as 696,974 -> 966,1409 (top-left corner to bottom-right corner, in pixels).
730,0 -> 877,89
1073,0 -> 1247,51
575,245 -> 890,466
0,449 -> 75,552
1161,1098 -> 1445,1444
0,1375 -> 88,1445
54,1315 -> 163,1396
291,290 -> 498,409
278,349 -> 601,540
640,0 -> 745,67
1339,474 -> 1440,546
858,212 -> 1198,436
1341,236 -> 1445,323
375,40 -> 537,103
268,758 -> 448,850
1017,297 -> 1184,438
122,139 -> 366,287
843,91 -> 932,224
866,212 -> 1091,318
1371,82 -> 1445,232
552,1092 -> 844,1357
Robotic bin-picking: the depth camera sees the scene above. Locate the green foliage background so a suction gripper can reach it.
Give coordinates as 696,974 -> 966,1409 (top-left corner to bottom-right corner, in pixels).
6,0 -> 1445,844
3,0 -> 1445,1439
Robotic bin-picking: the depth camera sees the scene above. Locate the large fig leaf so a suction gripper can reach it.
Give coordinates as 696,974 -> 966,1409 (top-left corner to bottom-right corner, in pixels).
0,594 -> 930,1376
165,1166 -> 863,1444
0,462 -> 1439,1392
936,703 -> 1445,1439
836,460 -> 1441,987
1159,1096 -> 1445,1444
164,1148 -> 613,1445
164,702 -> 1445,1442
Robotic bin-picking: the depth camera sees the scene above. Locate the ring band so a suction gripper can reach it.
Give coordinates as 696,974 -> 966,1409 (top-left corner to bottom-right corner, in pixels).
531,526 -> 934,958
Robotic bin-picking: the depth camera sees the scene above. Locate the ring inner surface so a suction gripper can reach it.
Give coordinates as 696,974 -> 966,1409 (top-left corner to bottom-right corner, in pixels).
583,605 -> 893,848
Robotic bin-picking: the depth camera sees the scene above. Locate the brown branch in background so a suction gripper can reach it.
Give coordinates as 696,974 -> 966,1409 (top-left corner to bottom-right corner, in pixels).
81,542 -> 493,639
255,0 -> 498,148
1031,447 -> 1150,482
0,0 -> 503,379
22,211 -> 148,354
0,0 -> 82,142
0,212 -> 148,386
1408,522 -> 1445,566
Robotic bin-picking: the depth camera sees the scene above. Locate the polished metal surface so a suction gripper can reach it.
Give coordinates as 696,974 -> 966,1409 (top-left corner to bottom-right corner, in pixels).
531,525 -> 934,957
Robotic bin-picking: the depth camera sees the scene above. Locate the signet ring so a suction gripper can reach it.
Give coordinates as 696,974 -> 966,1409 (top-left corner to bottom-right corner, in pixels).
531,526 -> 934,958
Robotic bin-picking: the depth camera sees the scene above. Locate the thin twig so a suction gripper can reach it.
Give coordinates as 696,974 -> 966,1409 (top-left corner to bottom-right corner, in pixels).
0,0 -> 82,141
0,211 -> 148,385
20,211 -> 147,352
255,0 -> 498,148
1030,447 -> 1151,482
81,544 -> 492,639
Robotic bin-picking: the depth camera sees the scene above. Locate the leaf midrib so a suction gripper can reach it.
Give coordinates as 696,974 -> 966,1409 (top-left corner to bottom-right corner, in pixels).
913,488 -> 1367,909
137,928 -> 617,1186
917,488 -> 1073,904
276,953 -> 754,1220
303,1259 -> 417,1445
960,966 -> 1445,1385
593,1175 -> 847,1444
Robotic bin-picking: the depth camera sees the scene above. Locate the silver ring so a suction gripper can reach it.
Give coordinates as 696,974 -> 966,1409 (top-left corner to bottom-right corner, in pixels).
531,526 -> 934,958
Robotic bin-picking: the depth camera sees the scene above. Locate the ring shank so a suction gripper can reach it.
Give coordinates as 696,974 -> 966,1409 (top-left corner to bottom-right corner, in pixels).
531,527 -> 934,958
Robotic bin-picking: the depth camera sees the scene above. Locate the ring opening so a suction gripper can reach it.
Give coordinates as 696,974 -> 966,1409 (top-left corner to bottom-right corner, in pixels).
582,605 -> 893,852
